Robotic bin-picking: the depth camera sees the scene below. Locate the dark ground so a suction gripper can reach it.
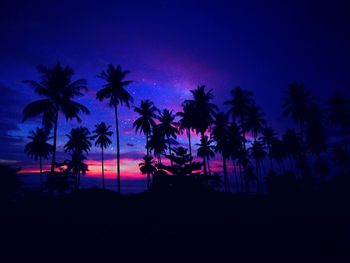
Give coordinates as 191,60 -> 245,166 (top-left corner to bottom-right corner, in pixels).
0,189 -> 349,263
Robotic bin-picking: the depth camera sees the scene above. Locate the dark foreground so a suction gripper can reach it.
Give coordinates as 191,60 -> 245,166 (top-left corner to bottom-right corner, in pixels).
1,190 -> 349,263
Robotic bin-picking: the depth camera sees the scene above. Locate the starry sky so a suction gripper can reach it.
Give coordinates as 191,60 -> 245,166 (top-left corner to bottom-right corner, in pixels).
1,0 -> 350,182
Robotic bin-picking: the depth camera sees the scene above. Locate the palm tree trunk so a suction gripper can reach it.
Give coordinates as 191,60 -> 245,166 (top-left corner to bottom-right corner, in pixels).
50,110 -> 59,173
168,136 -> 173,167
146,133 -> 150,190
39,156 -> 43,190
223,156 -> 228,192
233,160 -> 239,192
187,129 -> 192,165
200,132 -> 207,177
115,106 -> 121,194
207,158 -> 211,176
102,147 -> 105,189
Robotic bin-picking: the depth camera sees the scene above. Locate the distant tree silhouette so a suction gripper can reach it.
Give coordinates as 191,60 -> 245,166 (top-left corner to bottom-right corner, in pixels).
197,135 -> 215,177
211,112 -> 231,192
64,127 -> 92,188
22,62 -> 90,173
244,105 -> 266,140
282,129 -> 301,176
134,100 -> 158,189
260,127 -> 277,170
148,125 -> 168,165
282,82 -> 313,141
96,64 -> 133,194
177,102 -> 196,166
249,140 -> 266,192
157,109 -> 178,166
25,128 -> 53,188
185,85 -> 217,176
92,122 -> 113,189
139,155 -> 156,181
270,139 -> 286,174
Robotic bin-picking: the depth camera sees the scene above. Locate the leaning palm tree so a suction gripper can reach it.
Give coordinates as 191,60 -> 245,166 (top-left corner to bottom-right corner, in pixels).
211,112 -> 231,192
196,135 -> 215,177
22,62 -> 90,173
24,128 -> 53,188
92,122 -> 113,189
133,100 -> 158,188
157,109 -> 178,164
96,64 -> 133,194
64,127 -> 92,188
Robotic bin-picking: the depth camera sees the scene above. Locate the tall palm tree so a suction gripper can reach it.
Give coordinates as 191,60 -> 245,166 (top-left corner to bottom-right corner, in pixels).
282,82 -> 313,140
22,62 -> 90,173
249,140 -> 266,193
92,122 -> 113,189
185,85 -> 217,176
196,135 -> 215,177
282,129 -> 301,176
96,64 -> 133,194
64,127 -> 92,188
157,109 -> 178,165
260,127 -> 277,170
224,86 -> 254,148
211,112 -> 230,192
176,102 -> 196,164
133,100 -> 158,189
24,128 -> 53,188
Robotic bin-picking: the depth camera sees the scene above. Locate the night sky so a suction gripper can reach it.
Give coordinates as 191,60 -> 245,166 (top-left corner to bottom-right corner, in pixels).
1,0 -> 350,183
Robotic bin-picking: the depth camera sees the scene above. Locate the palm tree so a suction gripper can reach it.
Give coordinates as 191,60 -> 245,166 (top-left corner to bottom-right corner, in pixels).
224,86 -> 254,147
196,135 -> 215,177
211,112 -> 230,192
64,127 -> 92,188
282,82 -> 313,140
185,85 -> 217,176
157,109 -> 178,165
176,102 -> 196,164
282,129 -> 301,176
148,125 -> 168,165
244,105 -> 266,140
139,155 -> 157,181
249,140 -> 266,192
24,128 -> 53,188
133,100 -> 158,189
260,127 -> 277,170
92,122 -> 113,189
22,62 -> 90,173
96,64 -> 133,194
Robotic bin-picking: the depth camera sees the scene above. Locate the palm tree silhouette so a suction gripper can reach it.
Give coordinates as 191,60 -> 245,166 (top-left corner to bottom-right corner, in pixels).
211,112 -> 231,192
244,105 -> 266,140
260,127 -> 277,171
282,129 -> 301,176
64,127 -> 92,188
139,155 -> 157,182
157,109 -> 178,165
249,140 -> 266,192
225,86 -> 254,148
22,62 -> 90,173
176,102 -> 196,165
96,64 -> 133,194
282,82 -> 313,140
133,100 -> 158,189
185,85 -> 217,176
24,128 -> 53,188
148,125 -> 168,165
196,135 -> 215,177
92,122 -> 113,189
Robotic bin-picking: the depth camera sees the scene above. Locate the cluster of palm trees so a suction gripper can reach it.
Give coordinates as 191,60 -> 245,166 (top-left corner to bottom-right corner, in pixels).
23,62 -> 350,193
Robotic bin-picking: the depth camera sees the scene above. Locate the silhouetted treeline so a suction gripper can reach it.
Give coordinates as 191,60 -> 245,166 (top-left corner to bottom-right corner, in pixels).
17,62 -> 350,195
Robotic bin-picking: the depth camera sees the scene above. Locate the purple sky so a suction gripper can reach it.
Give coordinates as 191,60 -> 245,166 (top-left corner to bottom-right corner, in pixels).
1,0 -> 349,181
